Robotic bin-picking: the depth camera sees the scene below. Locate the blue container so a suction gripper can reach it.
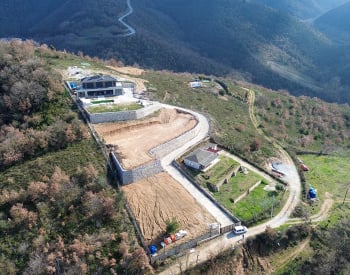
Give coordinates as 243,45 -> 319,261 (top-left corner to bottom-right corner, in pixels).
149,245 -> 157,255
309,188 -> 317,199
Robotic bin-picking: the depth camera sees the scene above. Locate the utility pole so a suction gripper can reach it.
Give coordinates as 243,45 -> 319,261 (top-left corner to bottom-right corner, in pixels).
270,195 -> 275,219
343,184 -> 350,205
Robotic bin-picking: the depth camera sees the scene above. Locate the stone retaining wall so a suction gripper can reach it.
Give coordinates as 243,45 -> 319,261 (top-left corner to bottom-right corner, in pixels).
110,109 -> 200,184
149,115 -> 199,158
87,103 -> 161,124
110,152 -> 163,185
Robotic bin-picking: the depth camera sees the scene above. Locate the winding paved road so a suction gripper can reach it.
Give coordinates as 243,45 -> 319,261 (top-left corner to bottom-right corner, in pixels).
159,90 -> 302,274
117,0 -> 136,37
160,104 -> 234,226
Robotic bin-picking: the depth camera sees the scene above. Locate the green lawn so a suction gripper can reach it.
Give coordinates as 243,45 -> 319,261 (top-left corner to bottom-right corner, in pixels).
87,103 -> 142,113
231,182 -> 286,225
298,152 -> 350,215
195,156 -> 239,186
228,172 -> 264,199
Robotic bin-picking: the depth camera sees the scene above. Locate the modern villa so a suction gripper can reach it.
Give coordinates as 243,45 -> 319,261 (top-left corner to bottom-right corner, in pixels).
76,74 -> 124,98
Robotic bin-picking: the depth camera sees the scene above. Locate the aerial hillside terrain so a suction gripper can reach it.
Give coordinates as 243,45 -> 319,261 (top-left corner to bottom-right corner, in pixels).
0,39 -> 350,274
0,0 -> 349,104
314,1 -> 350,44
0,40 -> 153,274
251,0 -> 349,19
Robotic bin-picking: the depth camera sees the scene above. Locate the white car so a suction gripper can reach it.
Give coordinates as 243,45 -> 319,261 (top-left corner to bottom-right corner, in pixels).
233,225 -> 248,235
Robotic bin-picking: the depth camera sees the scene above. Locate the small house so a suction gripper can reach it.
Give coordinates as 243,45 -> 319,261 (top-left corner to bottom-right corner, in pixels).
189,81 -> 202,88
184,149 -> 218,170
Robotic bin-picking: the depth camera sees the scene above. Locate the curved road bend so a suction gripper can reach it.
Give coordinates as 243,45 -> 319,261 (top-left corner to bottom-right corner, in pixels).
159,105 -> 301,274
160,104 -> 233,227
118,0 -> 136,37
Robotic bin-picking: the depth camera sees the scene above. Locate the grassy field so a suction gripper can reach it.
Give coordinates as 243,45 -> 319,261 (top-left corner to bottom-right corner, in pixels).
224,170 -> 264,200
87,102 -> 142,113
195,156 -> 239,186
298,152 -> 350,216
231,181 -> 287,225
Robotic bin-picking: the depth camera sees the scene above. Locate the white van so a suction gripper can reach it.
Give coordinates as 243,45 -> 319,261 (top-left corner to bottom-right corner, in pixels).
233,225 -> 248,235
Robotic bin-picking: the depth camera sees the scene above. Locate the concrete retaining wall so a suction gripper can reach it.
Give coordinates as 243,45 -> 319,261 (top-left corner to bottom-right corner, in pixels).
87,103 -> 161,124
110,152 -> 163,185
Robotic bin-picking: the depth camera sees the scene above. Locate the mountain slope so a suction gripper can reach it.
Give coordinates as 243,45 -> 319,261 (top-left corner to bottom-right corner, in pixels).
132,0 -> 343,98
314,2 -> 350,45
251,0 -> 349,19
0,0 -> 349,103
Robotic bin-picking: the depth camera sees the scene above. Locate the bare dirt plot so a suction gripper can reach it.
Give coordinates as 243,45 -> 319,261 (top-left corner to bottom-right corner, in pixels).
107,65 -> 144,76
106,65 -> 147,93
122,172 -> 216,244
94,109 -> 197,169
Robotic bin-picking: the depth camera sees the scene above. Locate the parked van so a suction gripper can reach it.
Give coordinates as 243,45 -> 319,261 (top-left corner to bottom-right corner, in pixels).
233,225 -> 247,235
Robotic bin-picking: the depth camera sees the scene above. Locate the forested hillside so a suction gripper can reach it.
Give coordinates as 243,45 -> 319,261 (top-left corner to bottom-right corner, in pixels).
251,0 -> 348,19
0,40 -> 151,274
0,1 -> 350,103
314,2 -> 350,45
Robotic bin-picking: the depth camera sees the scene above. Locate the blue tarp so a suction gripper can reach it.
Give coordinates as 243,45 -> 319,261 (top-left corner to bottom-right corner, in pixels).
149,245 -> 157,255
70,83 -> 76,89
309,187 -> 317,199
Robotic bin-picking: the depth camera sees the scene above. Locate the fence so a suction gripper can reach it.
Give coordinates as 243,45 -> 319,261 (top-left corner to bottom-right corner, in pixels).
150,227 -> 221,264
220,224 -> 237,234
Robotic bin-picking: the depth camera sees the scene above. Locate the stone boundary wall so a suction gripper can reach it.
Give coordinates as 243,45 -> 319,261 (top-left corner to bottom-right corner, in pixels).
149,111 -> 200,158
172,161 -> 241,224
110,152 -> 163,185
233,180 -> 262,204
86,103 -> 162,124
110,109 -> 200,184
210,165 -> 241,192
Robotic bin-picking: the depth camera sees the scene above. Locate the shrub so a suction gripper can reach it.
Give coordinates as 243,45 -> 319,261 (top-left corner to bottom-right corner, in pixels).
165,218 -> 179,234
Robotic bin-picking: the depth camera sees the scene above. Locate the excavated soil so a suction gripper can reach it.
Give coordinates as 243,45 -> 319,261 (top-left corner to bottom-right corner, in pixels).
94,108 -> 197,169
122,172 -> 216,245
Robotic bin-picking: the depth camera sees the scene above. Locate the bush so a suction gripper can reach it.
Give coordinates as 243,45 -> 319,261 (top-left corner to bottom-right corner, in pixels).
165,218 -> 179,234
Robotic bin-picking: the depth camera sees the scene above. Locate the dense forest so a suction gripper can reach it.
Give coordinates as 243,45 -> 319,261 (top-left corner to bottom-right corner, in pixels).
1,0 -> 350,104
0,40 -> 152,274
251,0 -> 348,19
0,40 -> 86,168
